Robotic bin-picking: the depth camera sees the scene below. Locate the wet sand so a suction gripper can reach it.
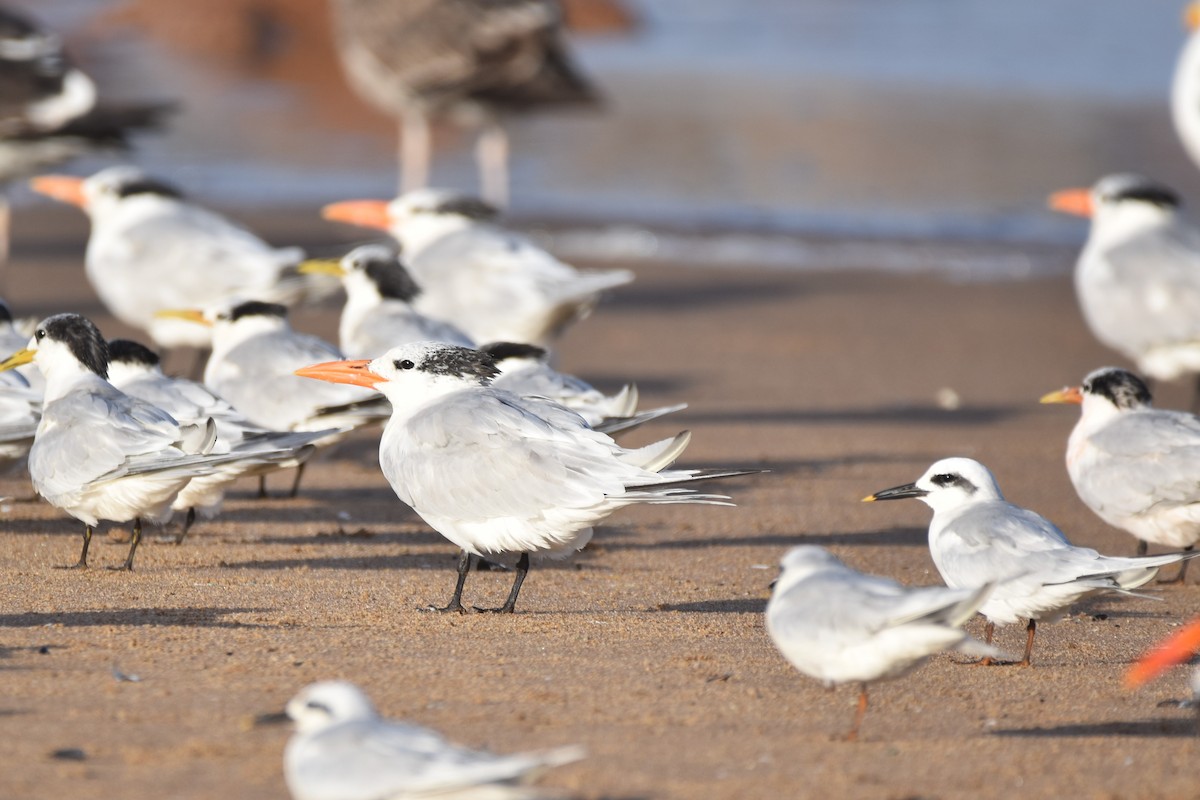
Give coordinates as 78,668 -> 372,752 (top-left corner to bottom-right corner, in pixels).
1,225 -> 1198,800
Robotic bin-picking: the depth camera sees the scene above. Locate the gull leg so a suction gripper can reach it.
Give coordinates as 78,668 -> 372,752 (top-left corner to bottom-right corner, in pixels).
430,549 -> 472,613
288,463 -> 307,499
57,524 -> 93,570
843,684 -> 868,742
476,552 -> 529,614
1018,619 -> 1036,667
971,621 -> 996,666
1158,544 -> 1194,584
109,518 -> 143,572
476,120 -> 510,208
400,111 -> 431,194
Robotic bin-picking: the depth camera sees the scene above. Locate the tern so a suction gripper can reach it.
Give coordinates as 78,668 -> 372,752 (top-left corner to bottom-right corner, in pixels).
329,0 -> 599,203
107,339 -> 328,539
161,300 -> 390,496
0,314 -> 253,570
481,341 -> 686,434
30,165 -> 310,350
1049,173 -> 1200,407
322,189 -> 633,346
766,545 -> 996,741
298,243 -> 473,358
1042,367 -> 1200,583
297,341 -> 758,613
274,680 -> 583,800
864,457 -> 1196,666
1174,3 -> 1200,175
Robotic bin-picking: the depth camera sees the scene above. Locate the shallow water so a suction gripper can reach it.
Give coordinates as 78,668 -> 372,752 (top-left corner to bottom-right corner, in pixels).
11,0 -> 1199,272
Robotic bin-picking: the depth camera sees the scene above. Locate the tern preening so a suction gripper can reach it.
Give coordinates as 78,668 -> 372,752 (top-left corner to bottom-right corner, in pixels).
766,545 -> 996,741
1042,367 -> 1200,583
297,341 -> 759,613
322,189 -> 633,346
1049,174 -> 1200,407
864,457 -> 1196,666
275,681 -> 583,800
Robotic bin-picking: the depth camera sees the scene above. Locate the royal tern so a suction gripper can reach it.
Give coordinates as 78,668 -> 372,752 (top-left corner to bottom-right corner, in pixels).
274,680 -> 583,800
864,457 -> 1196,666
1041,367 -> 1200,583
296,341 -> 757,613
766,545 -> 996,741
482,341 -> 686,434
162,301 -> 389,496
30,165 -> 309,350
322,189 -> 634,346
106,339 -> 327,538
329,0 -> 599,203
1049,173 -> 1200,404
0,314 -> 253,570
1174,3 -> 1200,174
298,243 -> 473,358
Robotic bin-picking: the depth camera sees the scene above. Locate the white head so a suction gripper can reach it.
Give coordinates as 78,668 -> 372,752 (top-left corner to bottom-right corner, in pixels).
0,313 -> 110,402
772,546 -> 848,595
478,342 -> 549,376
1051,173 -> 1181,246
285,681 -> 378,734
336,244 -> 422,306
81,165 -> 185,219
866,457 -> 1004,515
105,339 -> 164,387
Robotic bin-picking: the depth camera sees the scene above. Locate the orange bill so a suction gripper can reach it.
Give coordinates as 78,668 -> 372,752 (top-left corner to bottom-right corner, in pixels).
1047,189 -> 1094,218
1039,386 -> 1083,405
321,200 -> 391,230
1187,2 -> 1200,31
1125,618 -> 1200,689
295,359 -> 384,388
30,175 -> 86,207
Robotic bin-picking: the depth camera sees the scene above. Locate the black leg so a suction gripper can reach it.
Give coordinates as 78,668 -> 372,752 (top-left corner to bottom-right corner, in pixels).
109,518 -> 142,571
57,524 -> 92,570
429,550 -> 472,613
258,475 -> 268,499
288,463 -> 307,499
172,507 -> 196,545
1018,619 -> 1036,667
1159,544 -> 1194,585
1137,540 -> 1148,556
476,552 -> 530,614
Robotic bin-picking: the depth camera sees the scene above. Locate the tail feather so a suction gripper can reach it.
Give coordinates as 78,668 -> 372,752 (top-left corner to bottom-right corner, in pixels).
594,402 -> 688,436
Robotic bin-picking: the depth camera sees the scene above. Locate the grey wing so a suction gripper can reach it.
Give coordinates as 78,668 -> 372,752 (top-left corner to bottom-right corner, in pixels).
1102,223 -> 1200,344
392,388 -> 627,518
1084,411 -> 1200,515
936,502 -> 1073,585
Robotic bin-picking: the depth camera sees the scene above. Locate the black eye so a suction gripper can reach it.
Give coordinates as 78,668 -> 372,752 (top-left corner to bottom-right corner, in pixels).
395,359 -> 415,370
34,329 -> 45,340
305,700 -> 332,714
931,473 -> 956,486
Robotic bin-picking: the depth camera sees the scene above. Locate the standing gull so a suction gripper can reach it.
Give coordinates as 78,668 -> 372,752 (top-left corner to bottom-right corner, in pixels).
766,545 -> 995,741
328,0 -> 599,204
864,457 -> 1195,666
297,341 -> 757,613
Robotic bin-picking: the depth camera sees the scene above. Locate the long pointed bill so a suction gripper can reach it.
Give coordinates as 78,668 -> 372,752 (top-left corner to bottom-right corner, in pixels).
30,175 -> 86,207
1047,188 -> 1094,218
0,348 -> 33,372
154,309 -> 210,327
1039,386 -> 1083,405
321,200 -> 391,230
1125,618 -> 1200,689
295,359 -> 384,389
862,483 -> 928,502
297,258 -> 346,277
1187,2 -> 1200,31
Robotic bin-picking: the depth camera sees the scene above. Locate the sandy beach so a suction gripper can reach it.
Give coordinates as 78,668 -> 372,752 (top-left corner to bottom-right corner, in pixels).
0,215 -> 1197,800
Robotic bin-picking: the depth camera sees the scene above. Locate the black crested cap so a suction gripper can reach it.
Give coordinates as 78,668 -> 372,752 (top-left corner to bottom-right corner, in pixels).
929,472 -> 976,494
227,301 -> 288,322
107,339 -> 160,367
0,7 -> 43,40
479,341 -> 548,362
1099,174 -> 1181,209
1082,367 -> 1152,409
430,196 -> 499,221
363,255 -> 421,302
113,176 -> 184,201
35,313 -> 108,378
0,298 -> 12,326
412,345 -> 500,383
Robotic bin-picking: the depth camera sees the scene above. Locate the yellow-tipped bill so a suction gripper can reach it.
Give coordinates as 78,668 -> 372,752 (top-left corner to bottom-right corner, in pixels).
321,199 -> 391,230
297,258 -> 346,277
295,359 -> 385,389
0,348 -> 34,372
1039,386 -> 1083,405
154,308 -> 210,327
1125,617 -> 1200,689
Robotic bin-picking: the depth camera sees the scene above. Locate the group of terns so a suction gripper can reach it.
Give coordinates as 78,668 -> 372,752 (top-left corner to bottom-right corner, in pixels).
9,1 -> 1200,797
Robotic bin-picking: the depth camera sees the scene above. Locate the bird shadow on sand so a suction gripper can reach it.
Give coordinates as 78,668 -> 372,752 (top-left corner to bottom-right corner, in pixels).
595,527 -> 926,553
0,607 -> 273,629
653,598 -> 766,614
678,404 -> 1023,427
990,718 -> 1197,738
